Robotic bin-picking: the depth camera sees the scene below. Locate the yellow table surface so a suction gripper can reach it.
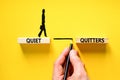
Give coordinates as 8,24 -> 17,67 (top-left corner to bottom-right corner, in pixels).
0,0 -> 120,80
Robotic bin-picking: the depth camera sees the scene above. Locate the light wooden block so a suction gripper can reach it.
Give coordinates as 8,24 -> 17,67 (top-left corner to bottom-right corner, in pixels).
76,38 -> 108,44
18,37 -> 50,44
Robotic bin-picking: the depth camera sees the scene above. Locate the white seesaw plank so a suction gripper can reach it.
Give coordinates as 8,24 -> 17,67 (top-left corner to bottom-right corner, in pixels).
18,37 -> 50,44
76,38 -> 108,44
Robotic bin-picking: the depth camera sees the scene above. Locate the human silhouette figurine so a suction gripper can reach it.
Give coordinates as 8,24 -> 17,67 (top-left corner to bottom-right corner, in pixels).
38,9 -> 47,37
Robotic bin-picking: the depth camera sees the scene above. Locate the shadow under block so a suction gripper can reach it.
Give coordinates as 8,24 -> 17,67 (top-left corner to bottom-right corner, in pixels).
20,44 -> 50,54
18,37 -> 50,44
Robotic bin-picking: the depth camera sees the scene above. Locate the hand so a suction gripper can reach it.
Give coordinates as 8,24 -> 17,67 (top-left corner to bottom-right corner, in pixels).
53,48 -> 88,80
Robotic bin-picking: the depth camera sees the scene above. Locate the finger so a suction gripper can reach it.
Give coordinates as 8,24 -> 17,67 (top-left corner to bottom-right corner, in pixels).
55,48 -> 70,65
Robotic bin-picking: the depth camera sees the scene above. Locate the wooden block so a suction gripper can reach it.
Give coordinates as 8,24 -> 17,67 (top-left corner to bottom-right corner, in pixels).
76,38 -> 108,44
18,37 -> 50,44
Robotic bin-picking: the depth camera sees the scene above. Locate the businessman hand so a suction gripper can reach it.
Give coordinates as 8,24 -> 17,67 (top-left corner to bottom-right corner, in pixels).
53,48 -> 88,80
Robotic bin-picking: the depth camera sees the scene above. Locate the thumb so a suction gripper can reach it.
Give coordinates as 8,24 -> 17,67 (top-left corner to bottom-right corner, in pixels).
69,50 -> 84,71
69,50 -> 88,80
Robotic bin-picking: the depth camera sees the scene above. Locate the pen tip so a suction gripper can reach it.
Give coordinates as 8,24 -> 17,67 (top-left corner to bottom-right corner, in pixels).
69,43 -> 73,50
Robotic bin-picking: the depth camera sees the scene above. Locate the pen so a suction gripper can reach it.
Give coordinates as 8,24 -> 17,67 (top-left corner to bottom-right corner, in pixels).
63,43 -> 73,80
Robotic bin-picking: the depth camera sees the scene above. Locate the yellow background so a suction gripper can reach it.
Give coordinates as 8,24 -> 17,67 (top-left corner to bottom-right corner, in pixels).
0,0 -> 120,80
